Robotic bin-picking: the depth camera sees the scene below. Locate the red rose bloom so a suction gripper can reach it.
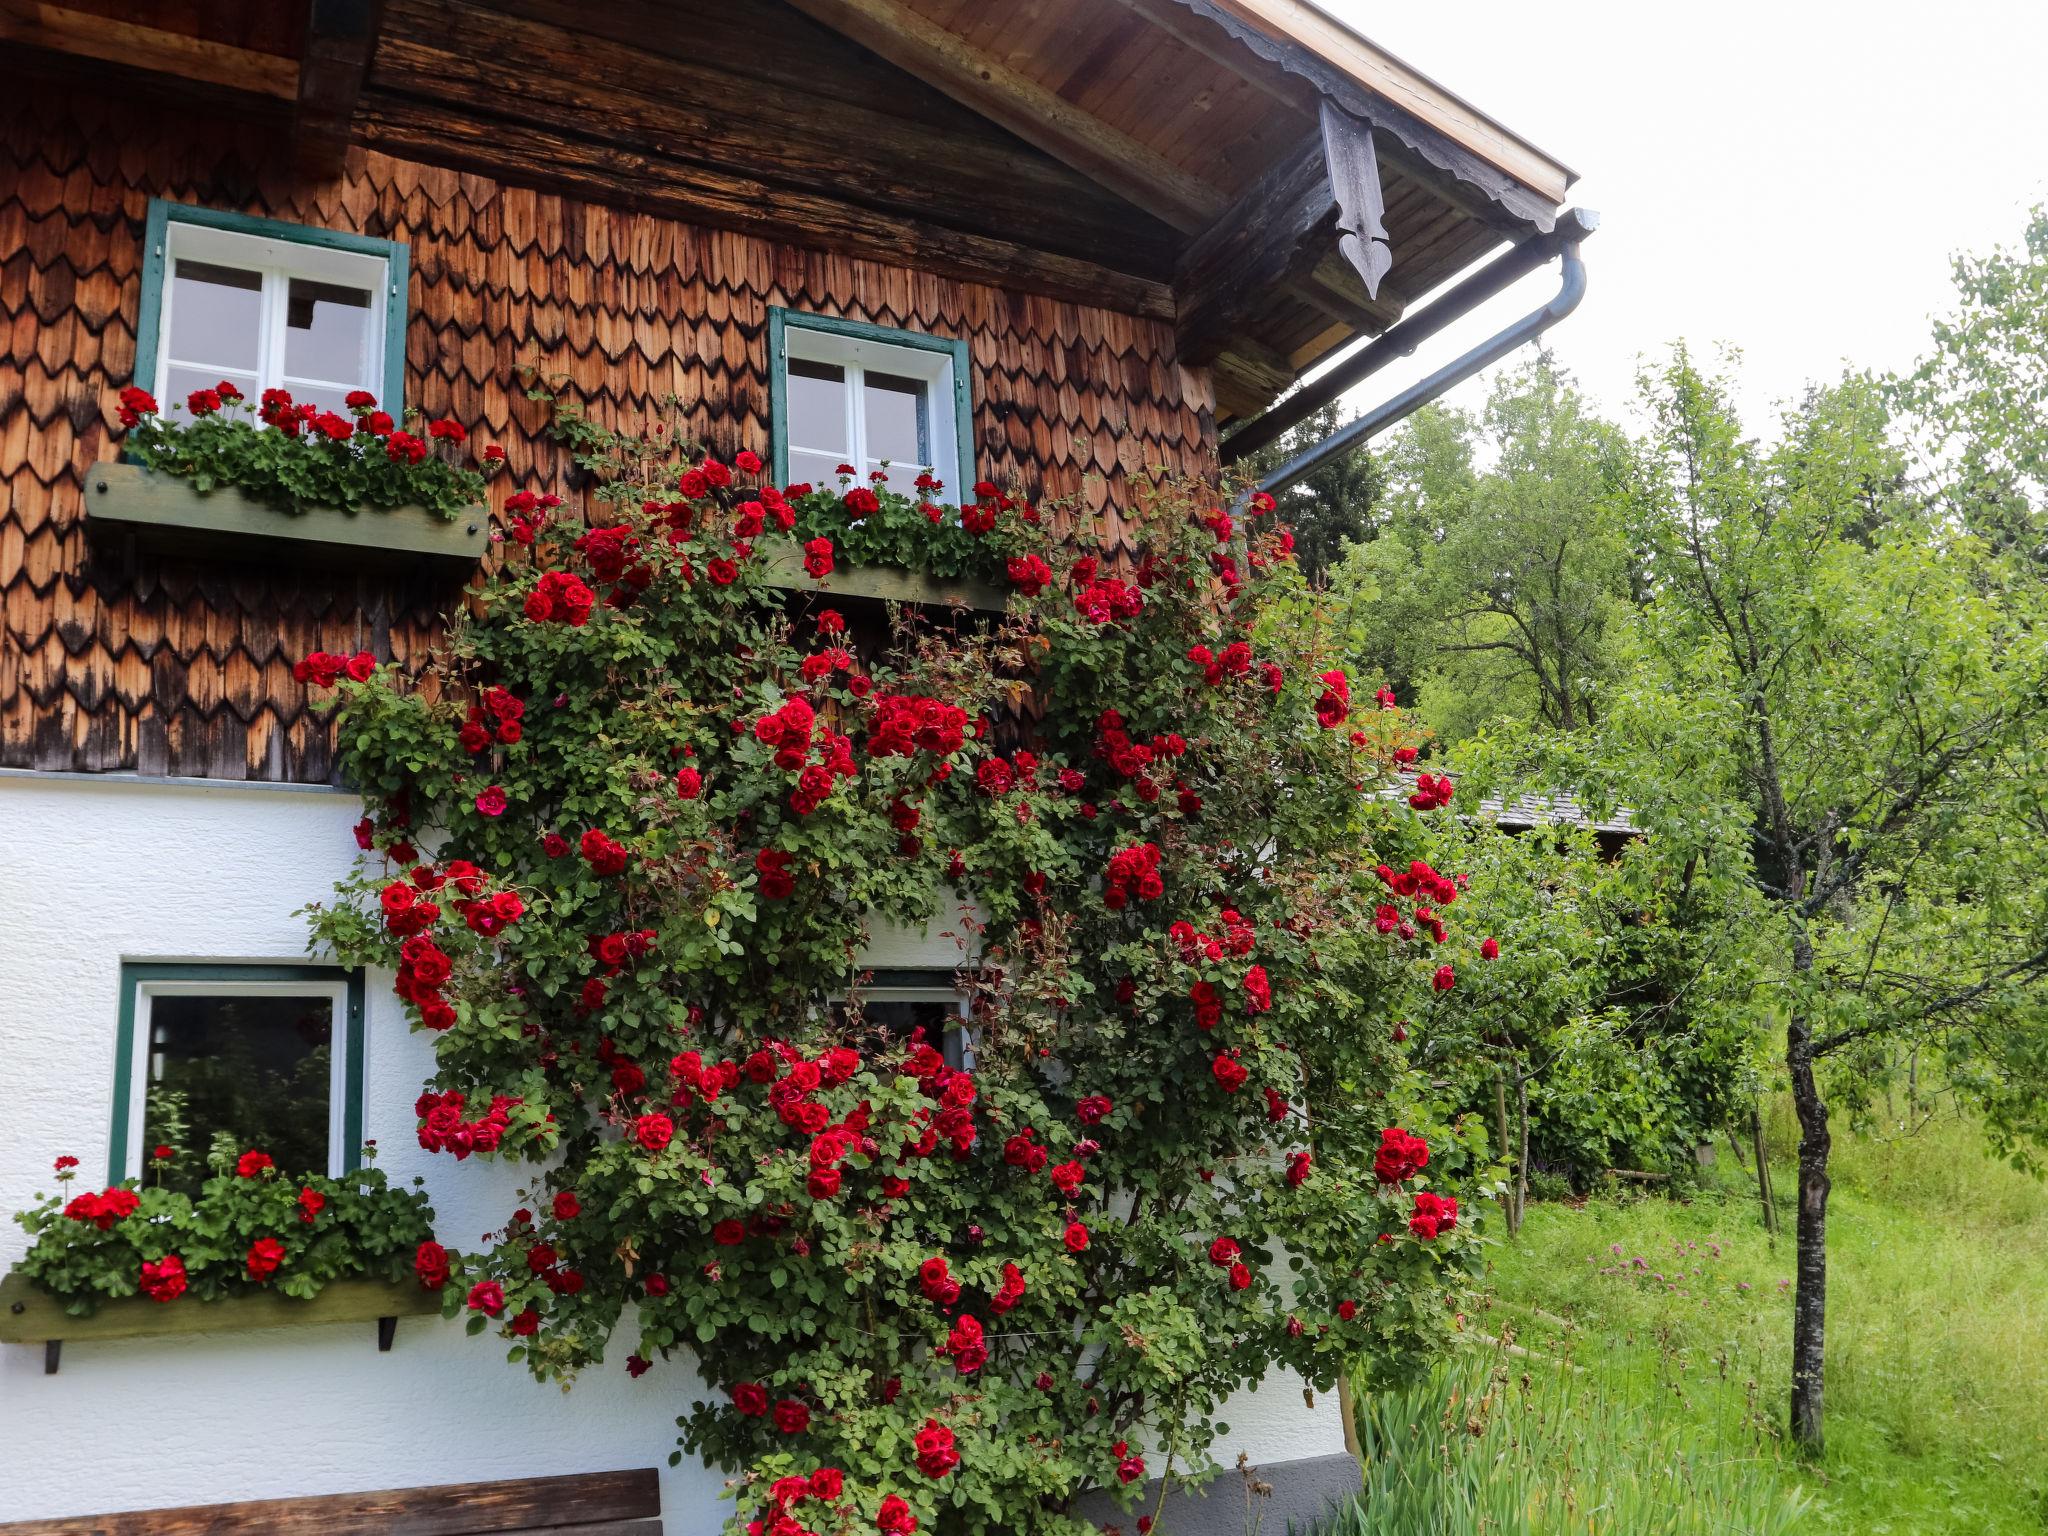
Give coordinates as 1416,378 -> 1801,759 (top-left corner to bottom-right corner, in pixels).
509,1307 -> 540,1337
1210,1053 -> 1248,1094
415,1240 -> 450,1289
1337,1299 -> 1358,1321
1481,936 -> 1500,960
878,1494 -> 919,1533
735,449 -> 763,474
914,1418 -> 960,1478
774,1399 -> 811,1434
553,1191 -> 581,1220
467,1280 -> 506,1316
713,1218 -> 747,1246
635,1113 -> 673,1152
732,1382 -> 769,1416
1063,1220 -> 1089,1252
1432,963 -> 1456,992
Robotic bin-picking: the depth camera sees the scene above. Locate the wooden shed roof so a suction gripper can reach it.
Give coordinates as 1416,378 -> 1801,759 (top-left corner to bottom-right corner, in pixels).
3,0 -> 1578,423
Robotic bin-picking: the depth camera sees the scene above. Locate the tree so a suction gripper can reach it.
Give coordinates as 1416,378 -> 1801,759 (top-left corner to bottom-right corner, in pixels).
1896,206 -> 2048,566
1333,357 -> 1638,744
1614,351 -> 2048,1450
303,404 -> 1495,1533
1234,399 -> 1383,581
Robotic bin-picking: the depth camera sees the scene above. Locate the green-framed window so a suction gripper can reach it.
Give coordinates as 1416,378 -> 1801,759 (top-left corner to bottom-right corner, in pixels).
109,963 -> 367,1190
768,307 -> 974,504
134,199 -> 409,420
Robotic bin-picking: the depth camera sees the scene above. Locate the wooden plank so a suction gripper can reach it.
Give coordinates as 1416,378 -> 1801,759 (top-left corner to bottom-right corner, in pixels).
779,0 -> 1228,234
1196,0 -> 1574,202
0,1469 -> 661,1536
0,1269 -> 442,1346
352,97 -> 1178,321
370,2 -> 1176,276
1167,0 -> 1561,232
0,2 -> 299,99
83,463 -> 488,565
296,0 -> 385,176
1171,130 -> 1333,366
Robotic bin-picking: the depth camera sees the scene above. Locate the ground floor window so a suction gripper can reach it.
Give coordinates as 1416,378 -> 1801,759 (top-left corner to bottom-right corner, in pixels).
834,968 -> 974,1070
110,963 -> 365,1190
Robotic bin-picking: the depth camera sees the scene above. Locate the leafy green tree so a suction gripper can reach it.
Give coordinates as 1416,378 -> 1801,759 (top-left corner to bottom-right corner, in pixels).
1609,350 -> 2048,1450
1333,357 -> 1638,743
1896,206 -> 2048,565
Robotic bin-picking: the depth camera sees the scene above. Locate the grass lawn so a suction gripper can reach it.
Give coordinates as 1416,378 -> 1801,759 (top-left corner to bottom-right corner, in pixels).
1474,1104 -> 2048,1534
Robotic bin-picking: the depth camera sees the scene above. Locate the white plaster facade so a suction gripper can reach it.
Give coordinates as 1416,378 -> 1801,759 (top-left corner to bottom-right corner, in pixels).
0,772 -> 1344,1529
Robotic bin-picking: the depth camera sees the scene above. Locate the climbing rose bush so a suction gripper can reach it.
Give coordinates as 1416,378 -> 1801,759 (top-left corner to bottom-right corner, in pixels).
306,407 -> 1490,1534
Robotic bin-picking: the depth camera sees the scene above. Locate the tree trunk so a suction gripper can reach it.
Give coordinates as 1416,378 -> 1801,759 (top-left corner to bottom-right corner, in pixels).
1787,1006 -> 1831,1452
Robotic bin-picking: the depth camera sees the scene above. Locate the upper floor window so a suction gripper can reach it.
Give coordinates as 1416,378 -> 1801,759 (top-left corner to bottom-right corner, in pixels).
110,962 -> 366,1192
769,308 -> 973,504
134,200 -> 409,422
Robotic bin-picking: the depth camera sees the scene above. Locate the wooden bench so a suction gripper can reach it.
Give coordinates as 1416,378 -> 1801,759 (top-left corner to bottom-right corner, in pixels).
0,1469 -> 662,1535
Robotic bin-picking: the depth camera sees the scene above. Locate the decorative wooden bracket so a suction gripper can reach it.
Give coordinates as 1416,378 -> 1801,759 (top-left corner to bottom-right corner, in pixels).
1173,102 -> 1396,366
1320,99 -> 1390,300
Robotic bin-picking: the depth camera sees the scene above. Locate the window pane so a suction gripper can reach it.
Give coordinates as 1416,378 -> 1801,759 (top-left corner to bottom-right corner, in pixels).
284,277 -> 375,388
165,365 -> 259,415
864,371 -> 930,466
786,358 -> 848,453
167,259 -> 263,372
144,992 -> 334,1192
787,448 -> 847,495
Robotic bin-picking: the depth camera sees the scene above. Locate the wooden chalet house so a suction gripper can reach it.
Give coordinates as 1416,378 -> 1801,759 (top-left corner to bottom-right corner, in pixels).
0,2 -> 1584,1530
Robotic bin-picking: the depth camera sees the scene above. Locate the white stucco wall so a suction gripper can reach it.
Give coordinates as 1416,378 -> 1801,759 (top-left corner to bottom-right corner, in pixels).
0,772 -> 1343,1528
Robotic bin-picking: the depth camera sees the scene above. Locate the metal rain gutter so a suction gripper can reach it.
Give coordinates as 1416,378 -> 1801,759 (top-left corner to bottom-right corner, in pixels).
1223,207 -> 1599,485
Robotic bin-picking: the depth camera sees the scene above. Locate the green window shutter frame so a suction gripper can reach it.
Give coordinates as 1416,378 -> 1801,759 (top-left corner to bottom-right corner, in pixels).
108,962 -> 368,1186
767,305 -> 975,497
133,198 -> 411,411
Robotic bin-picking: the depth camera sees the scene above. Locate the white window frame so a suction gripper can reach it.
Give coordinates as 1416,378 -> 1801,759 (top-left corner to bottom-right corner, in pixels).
153,220 -> 391,412
122,977 -> 355,1182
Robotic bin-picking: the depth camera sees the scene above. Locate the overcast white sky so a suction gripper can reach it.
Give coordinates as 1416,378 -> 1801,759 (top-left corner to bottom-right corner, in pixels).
1314,0 -> 2048,436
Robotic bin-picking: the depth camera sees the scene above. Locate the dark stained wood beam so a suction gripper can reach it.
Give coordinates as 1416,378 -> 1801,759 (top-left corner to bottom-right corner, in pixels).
296,0 -> 383,176
1173,131 -> 1335,365
351,95 -> 1178,320
1321,99 -> 1389,298
779,0 -> 1226,235
0,1 -> 297,99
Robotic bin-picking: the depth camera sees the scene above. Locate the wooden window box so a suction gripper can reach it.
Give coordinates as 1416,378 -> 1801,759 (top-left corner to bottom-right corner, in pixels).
756,536 -> 1005,613
0,1268 -> 443,1373
84,461 -> 488,567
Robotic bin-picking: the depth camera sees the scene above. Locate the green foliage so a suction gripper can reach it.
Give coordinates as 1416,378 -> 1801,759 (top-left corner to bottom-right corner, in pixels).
303,390 -> 1495,1533
11,1154 -> 437,1314
1234,400 -> 1385,581
1302,1340 -> 1808,1535
116,383 -> 486,520
1331,356 -> 1637,741
1486,1105 -> 2048,1534
1896,206 -> 2048,564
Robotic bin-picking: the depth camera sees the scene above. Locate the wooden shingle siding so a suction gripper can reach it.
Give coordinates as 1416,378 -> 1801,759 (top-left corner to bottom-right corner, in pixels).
0,83 -> 1216,783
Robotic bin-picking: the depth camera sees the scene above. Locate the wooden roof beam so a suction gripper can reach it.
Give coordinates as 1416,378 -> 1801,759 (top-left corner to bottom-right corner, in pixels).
1174,103 -> 1398,367
778,0 -> 1227,235
0,2 -> 298,99
296,0 -> 384,176
1166,0 -> 1561,233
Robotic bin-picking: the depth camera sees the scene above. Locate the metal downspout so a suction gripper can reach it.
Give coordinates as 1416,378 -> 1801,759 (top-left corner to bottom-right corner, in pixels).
1241,209 -> 1597,497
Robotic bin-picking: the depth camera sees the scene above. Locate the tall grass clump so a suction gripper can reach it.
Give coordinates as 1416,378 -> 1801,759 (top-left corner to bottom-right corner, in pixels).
1298,1340 -> 1806,1536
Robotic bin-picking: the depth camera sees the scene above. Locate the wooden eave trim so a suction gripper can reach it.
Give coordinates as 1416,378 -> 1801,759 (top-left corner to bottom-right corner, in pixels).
1201,0 -> 1575,203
